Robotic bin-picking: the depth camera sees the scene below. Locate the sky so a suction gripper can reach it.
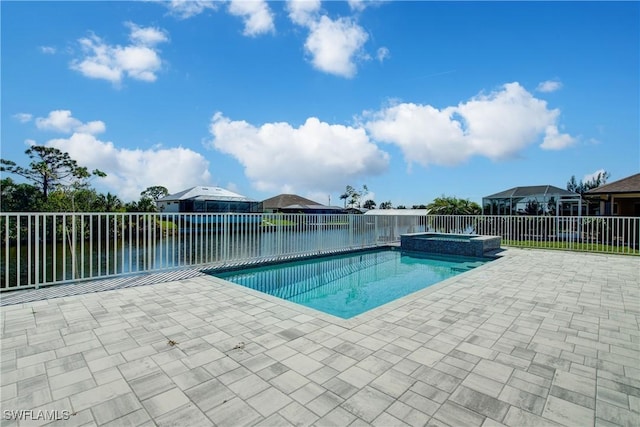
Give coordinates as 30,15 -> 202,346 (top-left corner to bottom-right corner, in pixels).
2,0 -> 639,207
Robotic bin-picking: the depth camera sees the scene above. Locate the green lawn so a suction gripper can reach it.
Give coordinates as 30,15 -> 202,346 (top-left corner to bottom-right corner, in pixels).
503,239 -> 639,255
262,218 -> 298,226
261,218 -> 350,226
157,219 -> 177,234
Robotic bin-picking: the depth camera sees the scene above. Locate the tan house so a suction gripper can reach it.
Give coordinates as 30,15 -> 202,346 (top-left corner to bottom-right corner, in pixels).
262,194 -> 345,214
584,173 -> 640,216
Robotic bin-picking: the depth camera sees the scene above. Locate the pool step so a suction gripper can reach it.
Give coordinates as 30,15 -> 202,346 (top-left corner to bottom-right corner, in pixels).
451,262 -> 484,273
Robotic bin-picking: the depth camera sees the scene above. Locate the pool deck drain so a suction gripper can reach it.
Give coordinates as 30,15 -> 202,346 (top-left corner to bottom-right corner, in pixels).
1,248 -> 638,426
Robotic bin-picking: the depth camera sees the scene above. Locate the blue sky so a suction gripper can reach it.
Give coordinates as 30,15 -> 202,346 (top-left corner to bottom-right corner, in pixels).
2,1 -> 638,207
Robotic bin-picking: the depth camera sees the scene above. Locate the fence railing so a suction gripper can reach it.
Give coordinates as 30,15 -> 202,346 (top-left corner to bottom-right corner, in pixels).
1,213 -> 638,291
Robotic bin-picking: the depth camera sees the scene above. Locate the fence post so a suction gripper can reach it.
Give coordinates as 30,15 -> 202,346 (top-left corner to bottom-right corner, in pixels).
27,214 -> 32,287
349,214 -> 353,248
72,214 -> 77,280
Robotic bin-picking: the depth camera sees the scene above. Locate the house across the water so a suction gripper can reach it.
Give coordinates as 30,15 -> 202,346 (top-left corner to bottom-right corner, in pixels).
157,186 -> 263,214
482,185 -> 582,215
262,194 -> 346,214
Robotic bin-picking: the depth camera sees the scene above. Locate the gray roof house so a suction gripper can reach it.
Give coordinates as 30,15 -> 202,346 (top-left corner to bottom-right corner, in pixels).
262,194 -> 345,214
483,185 -> 581,215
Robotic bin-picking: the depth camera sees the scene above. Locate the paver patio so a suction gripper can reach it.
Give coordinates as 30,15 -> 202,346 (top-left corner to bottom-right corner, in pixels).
1,248 -> 639,426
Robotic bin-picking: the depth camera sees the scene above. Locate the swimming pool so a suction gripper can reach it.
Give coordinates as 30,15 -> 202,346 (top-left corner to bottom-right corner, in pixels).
211,249 -> 490,319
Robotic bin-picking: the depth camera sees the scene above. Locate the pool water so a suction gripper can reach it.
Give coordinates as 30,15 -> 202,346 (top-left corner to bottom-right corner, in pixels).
212,249 -> 489,319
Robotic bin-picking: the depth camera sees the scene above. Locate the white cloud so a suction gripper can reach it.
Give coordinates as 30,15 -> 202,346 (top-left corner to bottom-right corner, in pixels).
13,113 -> 33,123
366,82 -> 575,166
163,0 -> 273,37
70,23 -> 168,85
456,83 -> 566,157
76,121 -> 107,135
204,83 -> 573,194
126,22 -> 168,46
46,133 -> 212,201
40,46 -> 56,54
35,110 -> 105,135
536,79 -> 563,93
376,46 -> 389,62
287,1 -> 369,78
163,0 -> 219,19
228,0 -> 275,37
348,0 -> 366,12
366,103 -> 469,166
208,112 -> 389,193
287,0 -> 321,26
304,16 -> 369,78
348,0 -> 385,12
540,125 -> 576,150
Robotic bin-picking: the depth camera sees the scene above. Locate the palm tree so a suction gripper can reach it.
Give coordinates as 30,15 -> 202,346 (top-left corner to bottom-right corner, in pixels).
340,184 -> 369,208
95,192 -> 123,212
340,185 -> 354,208
426,196 -> 481,215
340,192 -> 349,208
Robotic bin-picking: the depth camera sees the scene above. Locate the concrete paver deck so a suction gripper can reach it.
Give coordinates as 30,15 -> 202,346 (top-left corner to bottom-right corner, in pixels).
1,248 -> 639,426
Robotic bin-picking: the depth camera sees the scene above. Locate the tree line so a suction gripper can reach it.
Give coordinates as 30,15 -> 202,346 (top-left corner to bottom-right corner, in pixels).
1,145 -> 168,213
339,184 -> 482,215
566,171 -> 610,195
2,146 -> 609,215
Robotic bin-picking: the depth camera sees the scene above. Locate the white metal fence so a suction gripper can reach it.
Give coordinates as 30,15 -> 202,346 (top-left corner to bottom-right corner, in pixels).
1,213 -> 638,291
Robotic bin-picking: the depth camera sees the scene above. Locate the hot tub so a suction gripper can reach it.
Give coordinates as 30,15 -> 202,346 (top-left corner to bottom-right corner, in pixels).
400,232 -> 501,257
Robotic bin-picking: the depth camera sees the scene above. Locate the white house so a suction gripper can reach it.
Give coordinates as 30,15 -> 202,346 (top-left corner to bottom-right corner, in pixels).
156,186 -> 262,214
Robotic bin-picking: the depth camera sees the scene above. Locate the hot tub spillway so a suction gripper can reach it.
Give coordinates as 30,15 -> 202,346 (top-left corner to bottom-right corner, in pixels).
400,233 -> 501,257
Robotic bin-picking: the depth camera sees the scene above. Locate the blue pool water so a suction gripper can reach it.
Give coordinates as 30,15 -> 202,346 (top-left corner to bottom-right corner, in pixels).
212,249 -> 489,319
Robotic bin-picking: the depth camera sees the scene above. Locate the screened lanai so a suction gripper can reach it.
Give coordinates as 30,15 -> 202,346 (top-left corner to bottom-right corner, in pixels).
156,186 -> 263,213
483,185 -> 582,216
